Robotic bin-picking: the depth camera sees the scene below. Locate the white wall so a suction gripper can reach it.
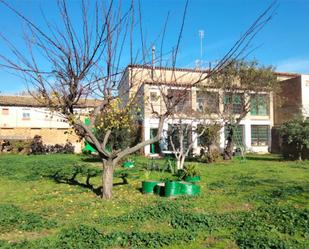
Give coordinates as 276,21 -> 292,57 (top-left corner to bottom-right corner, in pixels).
143,117 -> 272,155
0,106 -> 90,128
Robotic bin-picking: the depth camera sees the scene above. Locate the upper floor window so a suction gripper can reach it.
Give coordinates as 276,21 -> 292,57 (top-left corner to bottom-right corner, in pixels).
250,94 -> 269,116
1,108 -> 9,115
150,91 -> 159,103
196,91 -> 219,114
224,93 -> 244,114
22,112 -> 30,120
167,89 -> 191,113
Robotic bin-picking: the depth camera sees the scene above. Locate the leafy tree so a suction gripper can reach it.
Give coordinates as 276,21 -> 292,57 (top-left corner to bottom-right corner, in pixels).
280,118 -> 309,160
205,59 -> 278,160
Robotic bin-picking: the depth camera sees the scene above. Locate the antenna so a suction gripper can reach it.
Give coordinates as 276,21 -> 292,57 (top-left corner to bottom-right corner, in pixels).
152,46 -> 156,69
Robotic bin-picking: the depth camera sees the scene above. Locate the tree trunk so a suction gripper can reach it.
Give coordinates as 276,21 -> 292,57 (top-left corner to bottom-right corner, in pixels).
102,159 -> 114,199
224,139 -> 233,160
298,144 -> 303,161
176,154 -> 185,170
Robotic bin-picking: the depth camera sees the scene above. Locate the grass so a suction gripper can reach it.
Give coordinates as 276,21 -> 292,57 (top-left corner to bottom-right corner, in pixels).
0,153 -> 308,248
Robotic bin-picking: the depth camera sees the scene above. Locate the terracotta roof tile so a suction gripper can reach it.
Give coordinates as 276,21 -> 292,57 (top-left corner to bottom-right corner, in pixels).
0,95 -> 100,108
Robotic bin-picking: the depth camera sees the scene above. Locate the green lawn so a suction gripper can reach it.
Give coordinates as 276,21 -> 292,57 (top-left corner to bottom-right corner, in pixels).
0,153 -> 308,248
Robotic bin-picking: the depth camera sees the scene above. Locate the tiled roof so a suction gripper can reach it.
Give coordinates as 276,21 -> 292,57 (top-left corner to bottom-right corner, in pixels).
0,95 -> 100,108
128,64 -> 301,78
128,64 -> 210,73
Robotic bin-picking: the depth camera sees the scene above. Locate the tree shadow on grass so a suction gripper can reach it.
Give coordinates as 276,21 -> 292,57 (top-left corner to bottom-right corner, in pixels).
81,156 -> 102,163
48,171 -> 129,197
245,155 -> 283,162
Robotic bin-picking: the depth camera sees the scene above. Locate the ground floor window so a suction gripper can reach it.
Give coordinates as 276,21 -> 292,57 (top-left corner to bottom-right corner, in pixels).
251,125 -> 269,146
224,124 -> 245,148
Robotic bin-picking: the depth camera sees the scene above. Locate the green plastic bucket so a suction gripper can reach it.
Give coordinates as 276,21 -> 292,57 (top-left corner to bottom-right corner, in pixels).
179,181 -> 201,196
123,162 -> 135,168
142,180 -> 161,194
184,175 -> 201,183
154,183 -> 165,196
164,181 -> 181,197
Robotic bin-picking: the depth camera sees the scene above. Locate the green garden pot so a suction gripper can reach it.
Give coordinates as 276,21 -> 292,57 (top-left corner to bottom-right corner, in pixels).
184,175 -> 201,183
164,181 -> 181,197
123,161 -> 135,168
179,181 -> 201,196
142,180 -> 162,194
154,183 -> 165,196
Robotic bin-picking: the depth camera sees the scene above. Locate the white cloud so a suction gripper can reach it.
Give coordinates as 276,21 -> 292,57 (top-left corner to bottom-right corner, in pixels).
276,57 -> 309,74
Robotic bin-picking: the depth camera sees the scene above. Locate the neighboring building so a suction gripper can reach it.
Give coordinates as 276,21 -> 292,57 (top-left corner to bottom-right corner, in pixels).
0,95 -> 99,153
119,65 -> 288,156
274,73 -> 309,124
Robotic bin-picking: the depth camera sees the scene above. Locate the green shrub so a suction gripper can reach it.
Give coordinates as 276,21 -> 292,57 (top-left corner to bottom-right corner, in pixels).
279,118 -> 309,160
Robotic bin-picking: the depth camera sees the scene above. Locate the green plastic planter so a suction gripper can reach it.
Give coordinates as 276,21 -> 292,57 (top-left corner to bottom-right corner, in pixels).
164,181 -> 181,197
184,175 -> 201,183
179,181 -> 201,196
123,162 -> 135,168
154,183 -> 165,196
142,180 -> 162,194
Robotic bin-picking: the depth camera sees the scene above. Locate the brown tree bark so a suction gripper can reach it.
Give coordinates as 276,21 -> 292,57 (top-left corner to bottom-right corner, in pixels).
102,159 -> 114,199
223,139 -> 233,160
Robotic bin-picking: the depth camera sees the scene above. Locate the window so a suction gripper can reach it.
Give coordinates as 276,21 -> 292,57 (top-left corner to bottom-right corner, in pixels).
250,94 -> 269,116
150,91 -> 159,103
167,89 -> 191,113
224,93 -> 244,114
251,125 -> 269,146
1,108 -> 9,115
22,112 -> 30,120
196,91 -> 219,113
224,124 -> 245,147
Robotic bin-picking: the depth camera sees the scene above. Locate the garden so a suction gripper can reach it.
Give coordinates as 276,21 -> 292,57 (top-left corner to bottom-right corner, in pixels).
0,153 -> 308,248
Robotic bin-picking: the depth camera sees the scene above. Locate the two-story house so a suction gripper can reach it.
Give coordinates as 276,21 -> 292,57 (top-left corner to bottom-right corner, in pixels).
119,64 -> 289,156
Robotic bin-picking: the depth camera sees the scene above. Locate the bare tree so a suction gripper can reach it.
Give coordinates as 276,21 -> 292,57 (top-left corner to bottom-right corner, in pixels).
0,0 -> 277,199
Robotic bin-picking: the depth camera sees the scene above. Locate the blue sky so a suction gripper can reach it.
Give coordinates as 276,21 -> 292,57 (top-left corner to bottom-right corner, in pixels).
0,0 -> 308,94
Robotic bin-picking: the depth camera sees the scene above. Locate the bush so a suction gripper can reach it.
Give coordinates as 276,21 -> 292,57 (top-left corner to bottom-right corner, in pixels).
30,135 -> 74,154
0,139 -> 31,154
279,118 -> 309,160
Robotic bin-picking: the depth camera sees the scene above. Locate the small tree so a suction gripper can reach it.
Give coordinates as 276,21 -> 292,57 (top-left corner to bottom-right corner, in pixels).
279,118 -> 309,161
206,59 -> 278,160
